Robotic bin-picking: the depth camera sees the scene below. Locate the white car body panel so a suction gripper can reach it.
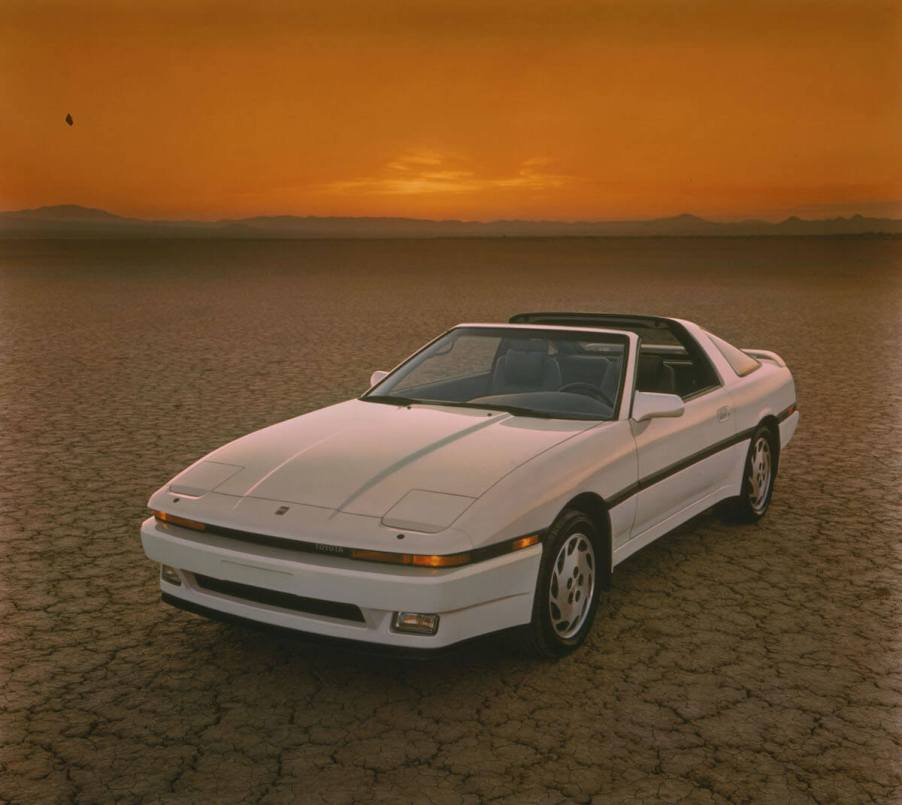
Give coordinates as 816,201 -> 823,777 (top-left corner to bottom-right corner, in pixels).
141,516 -> 541,648
629,386 -> 736,538
171,401 -> 591,509
142,316 -> 798,651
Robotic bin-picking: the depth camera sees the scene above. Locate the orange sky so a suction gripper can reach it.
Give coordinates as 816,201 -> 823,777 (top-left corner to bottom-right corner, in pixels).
1,0 -> 900,221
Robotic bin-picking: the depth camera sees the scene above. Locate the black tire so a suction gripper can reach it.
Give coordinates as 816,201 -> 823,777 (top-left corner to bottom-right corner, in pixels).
723,424 -> 778,523
519,509 -> 603,658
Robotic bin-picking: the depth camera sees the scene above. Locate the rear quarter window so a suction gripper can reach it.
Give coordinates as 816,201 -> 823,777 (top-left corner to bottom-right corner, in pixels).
705,331 -> 761,377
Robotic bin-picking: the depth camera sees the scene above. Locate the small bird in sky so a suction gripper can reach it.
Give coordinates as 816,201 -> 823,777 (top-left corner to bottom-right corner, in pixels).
65,113 -> 74,126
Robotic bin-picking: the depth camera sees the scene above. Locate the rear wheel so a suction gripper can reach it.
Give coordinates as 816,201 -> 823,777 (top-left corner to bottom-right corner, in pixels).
724,424 -> 778,522
520,509 -> 602,658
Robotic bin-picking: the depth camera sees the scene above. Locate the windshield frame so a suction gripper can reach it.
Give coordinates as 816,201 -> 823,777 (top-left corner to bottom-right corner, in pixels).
361,324 -> 633,422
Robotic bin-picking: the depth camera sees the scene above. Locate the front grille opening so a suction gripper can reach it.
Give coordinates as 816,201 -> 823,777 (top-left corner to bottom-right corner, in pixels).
194,574 -> 365,623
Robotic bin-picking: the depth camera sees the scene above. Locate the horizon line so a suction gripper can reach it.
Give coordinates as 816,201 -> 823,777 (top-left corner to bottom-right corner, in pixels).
3,203 -> 902,225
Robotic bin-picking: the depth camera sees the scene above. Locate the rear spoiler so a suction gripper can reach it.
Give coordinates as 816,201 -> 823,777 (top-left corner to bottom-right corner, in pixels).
742,349 -> 786,368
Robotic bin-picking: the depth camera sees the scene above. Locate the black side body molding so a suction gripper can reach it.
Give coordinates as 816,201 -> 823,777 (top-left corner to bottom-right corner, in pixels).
606,404 -> 796,508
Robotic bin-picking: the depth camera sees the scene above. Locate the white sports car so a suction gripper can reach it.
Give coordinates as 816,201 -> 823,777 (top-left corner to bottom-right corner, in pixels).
141,313 -> 798,657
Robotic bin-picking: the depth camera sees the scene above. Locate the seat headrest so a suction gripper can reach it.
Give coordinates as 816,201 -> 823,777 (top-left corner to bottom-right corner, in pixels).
508,338 -> 548,353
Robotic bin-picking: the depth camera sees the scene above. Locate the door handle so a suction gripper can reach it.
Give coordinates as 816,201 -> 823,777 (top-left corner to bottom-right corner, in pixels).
717,406 -> 731,422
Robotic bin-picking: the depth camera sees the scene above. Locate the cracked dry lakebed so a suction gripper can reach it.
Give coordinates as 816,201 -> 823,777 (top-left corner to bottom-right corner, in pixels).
1,237 -> 900,804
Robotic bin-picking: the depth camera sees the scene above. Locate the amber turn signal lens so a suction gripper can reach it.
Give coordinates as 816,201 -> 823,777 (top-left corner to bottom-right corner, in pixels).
349,534 -> 539,568
412,553 -> 471,568
348,548 -> 471,567
153,511 -> 206,531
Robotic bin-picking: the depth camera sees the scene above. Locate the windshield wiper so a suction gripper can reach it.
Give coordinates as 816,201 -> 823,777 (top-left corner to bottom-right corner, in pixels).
363,395 -> 420,406
363,396 -> 558,419
426,400 -> 556,419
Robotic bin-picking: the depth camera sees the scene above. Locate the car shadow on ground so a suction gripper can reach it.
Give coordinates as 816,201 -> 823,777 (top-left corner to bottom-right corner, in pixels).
175,505 -> 756,683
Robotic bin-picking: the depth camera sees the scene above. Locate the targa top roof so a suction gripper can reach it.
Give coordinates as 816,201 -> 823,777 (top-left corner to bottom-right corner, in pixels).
509,312 -> 678,331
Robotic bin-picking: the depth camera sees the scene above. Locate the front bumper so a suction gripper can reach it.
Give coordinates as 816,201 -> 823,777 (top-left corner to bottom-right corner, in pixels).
140,516 -> 541,649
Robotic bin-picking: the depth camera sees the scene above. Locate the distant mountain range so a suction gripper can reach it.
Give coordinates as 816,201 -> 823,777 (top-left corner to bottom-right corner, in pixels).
1,204 -> 900,239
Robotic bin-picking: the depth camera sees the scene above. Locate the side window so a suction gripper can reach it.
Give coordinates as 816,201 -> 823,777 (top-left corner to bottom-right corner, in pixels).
679,338 -> 720,397
636,326 -> 720,399
705,331 -> 761,377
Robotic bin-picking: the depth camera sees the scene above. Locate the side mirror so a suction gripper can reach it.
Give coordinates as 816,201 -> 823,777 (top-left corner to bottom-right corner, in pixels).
369,370 -> 389,387
632,391 -> 684,422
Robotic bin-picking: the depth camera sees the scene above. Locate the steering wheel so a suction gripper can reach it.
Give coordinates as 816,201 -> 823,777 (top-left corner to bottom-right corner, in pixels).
558,382 -> 615,407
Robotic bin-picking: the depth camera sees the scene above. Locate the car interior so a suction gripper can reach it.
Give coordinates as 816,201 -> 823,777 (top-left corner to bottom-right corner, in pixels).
481,327 -> 719,403
368,317 -> 722,419
508,313 -> 722,400
371,331 -> 625,418
486,338 -> 621,399
461,336 -> 623,417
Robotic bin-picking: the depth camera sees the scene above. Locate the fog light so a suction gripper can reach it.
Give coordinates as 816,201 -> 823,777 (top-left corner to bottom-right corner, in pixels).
392,611 -> 440,635
160,564 -> 182,586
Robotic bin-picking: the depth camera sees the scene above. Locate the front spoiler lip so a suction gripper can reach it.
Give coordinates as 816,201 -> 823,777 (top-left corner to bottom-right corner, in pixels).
161,592 -> 521,661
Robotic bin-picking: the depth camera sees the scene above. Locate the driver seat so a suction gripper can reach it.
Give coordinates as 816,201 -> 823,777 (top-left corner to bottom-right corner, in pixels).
491,347 -> 561,394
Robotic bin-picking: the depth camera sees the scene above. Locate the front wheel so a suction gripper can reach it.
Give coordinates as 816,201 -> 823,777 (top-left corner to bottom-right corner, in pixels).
520,510 -> 602,658
723,425 -> 778,523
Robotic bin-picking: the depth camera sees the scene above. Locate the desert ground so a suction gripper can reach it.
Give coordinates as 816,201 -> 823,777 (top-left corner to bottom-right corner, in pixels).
1,236 -> 900,803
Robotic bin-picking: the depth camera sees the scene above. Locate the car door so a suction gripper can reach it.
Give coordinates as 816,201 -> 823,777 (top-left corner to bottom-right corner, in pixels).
629,386 -> 737,538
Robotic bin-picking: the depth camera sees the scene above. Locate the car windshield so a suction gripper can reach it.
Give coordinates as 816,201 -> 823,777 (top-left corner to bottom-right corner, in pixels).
363,326 -> 628,420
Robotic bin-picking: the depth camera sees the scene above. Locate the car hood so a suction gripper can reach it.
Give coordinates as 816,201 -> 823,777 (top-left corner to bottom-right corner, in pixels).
166,399 -> 595,524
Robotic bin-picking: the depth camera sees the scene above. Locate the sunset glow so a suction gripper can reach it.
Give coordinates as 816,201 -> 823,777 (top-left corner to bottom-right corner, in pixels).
1,0 -> 900,221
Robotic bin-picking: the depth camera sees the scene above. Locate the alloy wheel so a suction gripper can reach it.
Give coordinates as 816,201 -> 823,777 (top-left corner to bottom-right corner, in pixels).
548,532 -> 595,639
747,435 -> 772,514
